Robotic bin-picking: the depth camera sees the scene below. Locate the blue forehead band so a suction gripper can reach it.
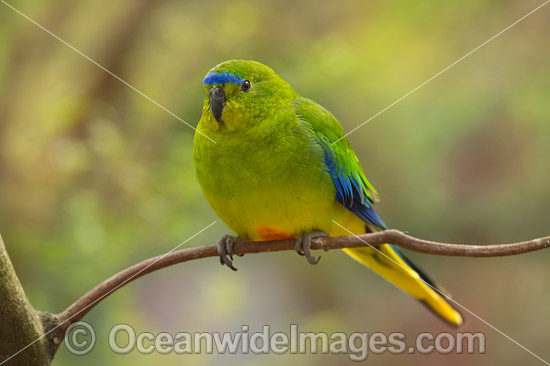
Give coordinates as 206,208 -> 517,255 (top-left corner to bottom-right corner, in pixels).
202,72 -> 244,86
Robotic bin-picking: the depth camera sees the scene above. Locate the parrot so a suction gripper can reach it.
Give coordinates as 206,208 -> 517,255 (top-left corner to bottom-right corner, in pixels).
193,60 -> 463,326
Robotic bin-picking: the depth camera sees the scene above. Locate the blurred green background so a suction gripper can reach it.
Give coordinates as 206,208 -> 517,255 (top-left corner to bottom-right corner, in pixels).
0,0 -> 549,364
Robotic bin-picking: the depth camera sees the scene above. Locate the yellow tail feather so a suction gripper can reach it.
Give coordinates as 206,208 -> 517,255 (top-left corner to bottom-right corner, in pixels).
343,245 -> 463,326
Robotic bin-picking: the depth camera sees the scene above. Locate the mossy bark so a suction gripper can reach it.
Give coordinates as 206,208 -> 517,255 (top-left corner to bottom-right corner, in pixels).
0,234 -> 52,365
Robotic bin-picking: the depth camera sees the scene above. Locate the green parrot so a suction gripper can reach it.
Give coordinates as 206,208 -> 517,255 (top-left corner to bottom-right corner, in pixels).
193,60 -> 463,326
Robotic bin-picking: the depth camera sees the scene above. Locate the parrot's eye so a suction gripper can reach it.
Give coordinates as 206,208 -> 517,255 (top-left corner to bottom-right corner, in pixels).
240,80 -> 251,92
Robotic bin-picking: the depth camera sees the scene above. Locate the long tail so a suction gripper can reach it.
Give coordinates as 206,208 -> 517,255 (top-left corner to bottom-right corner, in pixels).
343,244 -> 464,326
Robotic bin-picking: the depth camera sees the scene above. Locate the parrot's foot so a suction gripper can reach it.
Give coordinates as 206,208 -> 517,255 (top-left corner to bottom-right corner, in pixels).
217,235 -> 239,271
294,231 -> 329,265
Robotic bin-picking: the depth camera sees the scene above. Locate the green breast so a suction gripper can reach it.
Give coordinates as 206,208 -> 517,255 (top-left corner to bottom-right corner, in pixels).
193,118 -> 336,239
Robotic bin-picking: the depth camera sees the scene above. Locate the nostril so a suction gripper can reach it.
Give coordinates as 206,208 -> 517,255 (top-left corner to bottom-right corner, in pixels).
209,86 -> 224,99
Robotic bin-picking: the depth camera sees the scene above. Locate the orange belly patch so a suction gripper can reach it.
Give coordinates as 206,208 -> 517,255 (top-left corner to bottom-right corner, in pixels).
255,227 -> 294,241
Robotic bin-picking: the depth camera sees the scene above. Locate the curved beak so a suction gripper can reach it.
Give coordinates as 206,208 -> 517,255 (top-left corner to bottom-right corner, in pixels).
209,86 -> 225,122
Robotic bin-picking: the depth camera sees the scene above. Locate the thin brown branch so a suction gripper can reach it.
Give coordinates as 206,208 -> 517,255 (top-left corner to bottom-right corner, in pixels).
55,230 -> 550,335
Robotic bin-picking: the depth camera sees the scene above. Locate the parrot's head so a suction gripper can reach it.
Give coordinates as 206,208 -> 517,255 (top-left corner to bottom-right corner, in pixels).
199,60 -> 295,132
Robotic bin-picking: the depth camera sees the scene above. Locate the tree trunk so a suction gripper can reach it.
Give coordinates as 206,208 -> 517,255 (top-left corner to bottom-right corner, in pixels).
0,234 -> 55,365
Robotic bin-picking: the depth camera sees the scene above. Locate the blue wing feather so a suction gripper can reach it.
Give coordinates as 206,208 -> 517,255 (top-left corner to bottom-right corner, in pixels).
292,97 -> 386,231
320,142 -> 387,230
